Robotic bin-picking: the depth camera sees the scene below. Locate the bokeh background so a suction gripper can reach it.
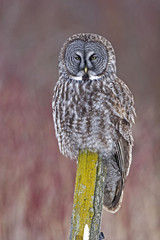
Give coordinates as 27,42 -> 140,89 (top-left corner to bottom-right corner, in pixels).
0,0 -> 160,239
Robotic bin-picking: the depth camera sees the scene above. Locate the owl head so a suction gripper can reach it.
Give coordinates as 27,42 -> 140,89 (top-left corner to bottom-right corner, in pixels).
59,33 -> 117,81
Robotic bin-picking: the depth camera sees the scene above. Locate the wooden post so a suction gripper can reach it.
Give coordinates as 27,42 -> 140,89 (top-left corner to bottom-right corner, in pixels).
69,150 -> 106,240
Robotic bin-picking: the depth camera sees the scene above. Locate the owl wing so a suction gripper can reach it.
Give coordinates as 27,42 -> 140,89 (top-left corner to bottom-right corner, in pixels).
113,78 -> 136,175
104,78 -> 135,211
108,137 -> 130,211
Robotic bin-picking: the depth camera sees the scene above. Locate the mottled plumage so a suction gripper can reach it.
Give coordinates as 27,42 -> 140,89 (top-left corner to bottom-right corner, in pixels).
52,33 -> 136,213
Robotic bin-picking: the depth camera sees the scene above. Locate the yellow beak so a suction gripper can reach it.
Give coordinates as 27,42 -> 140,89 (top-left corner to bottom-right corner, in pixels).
84,67 -> 88,73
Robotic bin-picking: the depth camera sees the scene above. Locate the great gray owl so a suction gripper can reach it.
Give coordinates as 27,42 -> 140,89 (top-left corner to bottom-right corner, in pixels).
52,33 -> 136,213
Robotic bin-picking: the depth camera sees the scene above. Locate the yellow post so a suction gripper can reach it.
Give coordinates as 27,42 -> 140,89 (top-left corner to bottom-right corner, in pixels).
69,150 -> 106,240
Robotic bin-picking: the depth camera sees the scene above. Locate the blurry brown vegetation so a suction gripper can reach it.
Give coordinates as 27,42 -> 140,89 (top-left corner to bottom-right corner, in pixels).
0,1 -> 160,239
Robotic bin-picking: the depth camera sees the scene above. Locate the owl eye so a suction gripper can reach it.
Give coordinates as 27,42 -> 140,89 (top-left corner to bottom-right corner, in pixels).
75,55 -> 81,61
90,54 -> 97,61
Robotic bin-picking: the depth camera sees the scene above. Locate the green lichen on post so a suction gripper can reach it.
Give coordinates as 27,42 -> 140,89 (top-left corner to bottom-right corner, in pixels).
69,150 -> 106,240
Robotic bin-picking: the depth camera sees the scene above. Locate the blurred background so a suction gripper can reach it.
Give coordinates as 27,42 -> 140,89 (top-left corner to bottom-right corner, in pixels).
0,0 -> 160,239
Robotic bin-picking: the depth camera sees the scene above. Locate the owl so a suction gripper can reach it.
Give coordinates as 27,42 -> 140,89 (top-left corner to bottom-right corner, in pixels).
52,33 -> 136,213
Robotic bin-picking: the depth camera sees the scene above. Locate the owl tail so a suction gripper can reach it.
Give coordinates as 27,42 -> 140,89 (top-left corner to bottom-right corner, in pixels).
103,178 -> 124,213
